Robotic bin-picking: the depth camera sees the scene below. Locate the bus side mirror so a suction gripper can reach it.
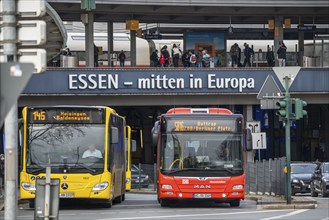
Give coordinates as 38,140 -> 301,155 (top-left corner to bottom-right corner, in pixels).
111,127 -> 119,144
131,140 -> 137,152
245,128 -> 253,151
151,121 -> 159,147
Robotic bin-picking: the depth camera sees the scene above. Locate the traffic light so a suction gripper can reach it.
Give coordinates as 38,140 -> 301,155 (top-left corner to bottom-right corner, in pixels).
295,98 -> 307,120
276,98 -> 288,118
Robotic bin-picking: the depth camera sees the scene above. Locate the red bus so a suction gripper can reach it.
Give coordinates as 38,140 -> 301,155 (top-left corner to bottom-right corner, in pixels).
152,108 -> 251,207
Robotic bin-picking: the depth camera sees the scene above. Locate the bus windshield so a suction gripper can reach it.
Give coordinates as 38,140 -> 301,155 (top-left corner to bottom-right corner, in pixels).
26,124 -> 105,174
160,132 -> 243,173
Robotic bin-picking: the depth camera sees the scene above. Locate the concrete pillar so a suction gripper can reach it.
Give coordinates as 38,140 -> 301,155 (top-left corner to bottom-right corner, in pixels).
274,16 -> 284,66
244,105 -> 256,162
130,30 -> 136,67
298,17 -> 305,67
85,12 -> 94,67
107,22 -> 114,67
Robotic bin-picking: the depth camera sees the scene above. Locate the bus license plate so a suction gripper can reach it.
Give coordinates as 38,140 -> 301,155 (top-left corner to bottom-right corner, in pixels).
193,194 -> 211,199
59,193 -> 74,198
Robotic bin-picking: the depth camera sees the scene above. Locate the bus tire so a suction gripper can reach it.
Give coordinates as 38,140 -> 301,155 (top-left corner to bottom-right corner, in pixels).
121,193 -> 125,202
160,199 -> 169,207
230,199 -> 240,207
104,199 -> 112,208
28,200 -> 35,209
114,195 -> 122,203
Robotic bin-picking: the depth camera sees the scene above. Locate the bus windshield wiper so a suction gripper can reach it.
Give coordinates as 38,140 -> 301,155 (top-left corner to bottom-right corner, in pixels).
29,166 -> 46,175
74,163 -> 97,173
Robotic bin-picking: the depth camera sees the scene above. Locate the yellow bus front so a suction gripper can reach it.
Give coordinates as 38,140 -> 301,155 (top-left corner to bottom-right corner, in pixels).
20,106 -> 115,203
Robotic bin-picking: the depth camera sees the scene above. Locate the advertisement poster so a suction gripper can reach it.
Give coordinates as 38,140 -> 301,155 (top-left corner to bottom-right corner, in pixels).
185,32 -> 226,67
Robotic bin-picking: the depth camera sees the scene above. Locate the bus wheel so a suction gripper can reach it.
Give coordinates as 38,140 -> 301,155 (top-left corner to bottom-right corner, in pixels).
104,199 -> 112,208
160,199 -> 169,207
28,200 -> 35,209
121,193 -> 125,202
114,195 -> 122,203
230,199 -> 240,207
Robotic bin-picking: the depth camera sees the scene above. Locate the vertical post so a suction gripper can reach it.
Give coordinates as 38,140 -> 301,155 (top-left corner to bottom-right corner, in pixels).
107,22 -> 114,67
4,105 -> 18,220
85,11 -> 94,67
284,76 -> 292,204
153,163 -> 156,191
138,163 -> 142,189
3,0 -> 18,219
44,167 -> 51,220
130,30 -> 137,67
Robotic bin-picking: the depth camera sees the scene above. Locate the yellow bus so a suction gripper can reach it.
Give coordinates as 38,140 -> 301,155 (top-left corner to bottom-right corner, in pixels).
19,106 -> 126,208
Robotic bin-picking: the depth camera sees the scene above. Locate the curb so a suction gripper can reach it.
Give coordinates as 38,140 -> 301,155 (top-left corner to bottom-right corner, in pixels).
128,190 -> 157,194
259,203 -> 317,209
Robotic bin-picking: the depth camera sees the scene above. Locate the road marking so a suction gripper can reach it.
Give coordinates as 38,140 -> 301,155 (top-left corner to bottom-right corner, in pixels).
259,209 -> 309,220
320,218 -> 329,220
98,209 -> 290,220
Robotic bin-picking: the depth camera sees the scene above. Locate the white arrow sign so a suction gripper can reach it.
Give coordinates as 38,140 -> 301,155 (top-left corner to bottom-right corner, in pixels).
252,132 -> 267,150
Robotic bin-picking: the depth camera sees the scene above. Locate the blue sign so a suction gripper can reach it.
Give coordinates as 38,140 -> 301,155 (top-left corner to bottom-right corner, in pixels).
22,68 -> 329,95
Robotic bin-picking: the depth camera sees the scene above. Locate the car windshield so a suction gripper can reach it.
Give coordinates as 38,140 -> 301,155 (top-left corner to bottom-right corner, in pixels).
160,132 -> 243,172
26,124 -> 105,174
291,163 -> 317,174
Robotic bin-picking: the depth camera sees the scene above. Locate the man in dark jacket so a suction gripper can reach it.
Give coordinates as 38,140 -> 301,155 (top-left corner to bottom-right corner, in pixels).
277,42 -> 287,67
243,43 -> 254,67
150,49 -> 159,67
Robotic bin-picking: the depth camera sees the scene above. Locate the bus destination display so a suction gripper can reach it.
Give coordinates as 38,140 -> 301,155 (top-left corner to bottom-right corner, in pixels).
28,108 -> 104,124
167,118 -> 239,132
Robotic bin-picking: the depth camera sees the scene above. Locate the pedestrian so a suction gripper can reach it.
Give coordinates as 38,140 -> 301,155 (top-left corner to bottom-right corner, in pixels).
171,44 -> 182,67
189,50 -> 197,67
230,43 -> 239,67
181,51 -> 190,67
237,45 -> 242,67
118,50 -> 126,67
213,53 -> 220,67
277,42 -> 287,67
160,45 -> 170,67
243,43 -> 254,67
202,50 -> 210,67
94,43 -> 99,67
150,49 -> 159,67
196,51 -> 203,68
266,46 -> 275,67
159,53 -> 166,67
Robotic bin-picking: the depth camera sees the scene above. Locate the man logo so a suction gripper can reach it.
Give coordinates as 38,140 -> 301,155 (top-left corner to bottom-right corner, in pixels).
197,177 -> 208,181
61,183 -> 69,190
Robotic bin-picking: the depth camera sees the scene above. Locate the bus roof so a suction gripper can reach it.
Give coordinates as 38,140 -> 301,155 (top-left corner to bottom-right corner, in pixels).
166,108 -> 233,115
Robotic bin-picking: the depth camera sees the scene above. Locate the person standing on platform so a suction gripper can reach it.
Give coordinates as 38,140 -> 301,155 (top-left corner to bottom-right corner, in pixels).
277,42 -> 287,67
118,50 -> 126,67
94,44 -> 99,67
243,43 -> 254,67
266,46 -> 275,67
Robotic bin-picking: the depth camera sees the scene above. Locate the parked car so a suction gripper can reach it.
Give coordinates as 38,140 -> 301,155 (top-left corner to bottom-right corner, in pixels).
311,162 -> 329,197
290,162 -> 317,195
131,164 -> 150,189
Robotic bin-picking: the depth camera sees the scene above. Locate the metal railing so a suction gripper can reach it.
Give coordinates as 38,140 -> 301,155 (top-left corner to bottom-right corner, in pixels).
246,157 -> 287,196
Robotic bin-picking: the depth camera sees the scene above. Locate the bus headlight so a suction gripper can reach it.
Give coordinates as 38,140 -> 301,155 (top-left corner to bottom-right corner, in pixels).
22,182 -> 36,191
232,185 -> 243,190
92,182 -> 109,191
126,178 -> 131,184
161,184 -> 172,189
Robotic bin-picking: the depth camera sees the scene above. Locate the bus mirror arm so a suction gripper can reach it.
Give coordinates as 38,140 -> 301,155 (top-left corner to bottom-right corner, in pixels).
131,140 -> 137,152
151,121 -> 160,147
245,128 -> 253,151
